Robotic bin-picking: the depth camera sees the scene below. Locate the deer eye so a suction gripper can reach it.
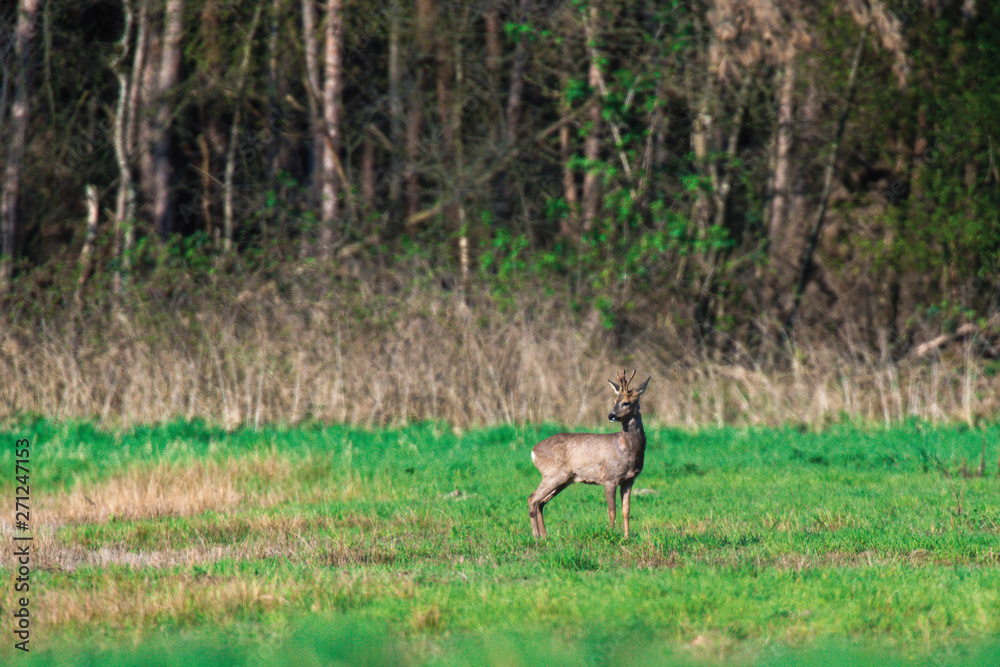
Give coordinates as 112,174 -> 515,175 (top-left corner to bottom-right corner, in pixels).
621,402 -> 630,407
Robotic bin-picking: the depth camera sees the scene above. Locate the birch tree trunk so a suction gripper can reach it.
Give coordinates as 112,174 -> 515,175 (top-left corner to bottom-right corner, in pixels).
690,70 -> 713,247
137,1 -> 160,230
151,0 -> 184,237
112,0 -> 144,298
318,0 -> 344,258
74,185 -> 99,305
222,6 -> 263,254
768,57 -> 796,261
301,0 -> 321,256
0,0 -> 41,291
581,0 -> 602,232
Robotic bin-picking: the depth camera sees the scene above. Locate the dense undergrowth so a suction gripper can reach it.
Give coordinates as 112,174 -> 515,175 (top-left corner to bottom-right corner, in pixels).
3,243 -> 1000,430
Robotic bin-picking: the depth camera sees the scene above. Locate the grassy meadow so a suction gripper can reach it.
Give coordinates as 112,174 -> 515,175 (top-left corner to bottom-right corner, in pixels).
1,417 -> 999,665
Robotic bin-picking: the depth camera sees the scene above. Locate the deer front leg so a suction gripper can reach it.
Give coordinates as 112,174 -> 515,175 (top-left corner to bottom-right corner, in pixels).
620,479 -> 635,539
604,483 -> 617,531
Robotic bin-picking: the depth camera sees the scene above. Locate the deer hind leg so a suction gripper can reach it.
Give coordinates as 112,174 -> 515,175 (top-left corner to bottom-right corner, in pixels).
528,490 -> 543,538
620,479 -> 635,539
604,483 -> 617,531
529,477 -> 570,539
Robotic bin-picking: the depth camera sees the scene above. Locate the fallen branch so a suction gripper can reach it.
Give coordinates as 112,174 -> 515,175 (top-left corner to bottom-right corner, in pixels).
912,323 -> 977,358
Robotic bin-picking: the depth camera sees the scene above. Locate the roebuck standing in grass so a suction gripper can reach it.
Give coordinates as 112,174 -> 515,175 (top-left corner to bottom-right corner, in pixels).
528,369 -> 650,539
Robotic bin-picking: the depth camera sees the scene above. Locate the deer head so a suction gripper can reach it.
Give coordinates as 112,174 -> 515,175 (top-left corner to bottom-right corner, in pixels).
607,368 -> 650,423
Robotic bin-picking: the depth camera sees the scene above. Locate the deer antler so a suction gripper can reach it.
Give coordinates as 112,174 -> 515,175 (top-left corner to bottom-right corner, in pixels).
616,368 -> 627,388
626,368 -> 636,387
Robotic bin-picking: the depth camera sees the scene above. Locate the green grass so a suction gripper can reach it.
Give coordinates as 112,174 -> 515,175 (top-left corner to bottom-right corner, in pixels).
1,418 -> 999,664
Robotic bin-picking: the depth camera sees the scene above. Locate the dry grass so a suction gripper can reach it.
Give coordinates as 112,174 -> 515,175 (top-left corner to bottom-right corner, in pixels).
1,278 -> 997,429
30,451 -> 333,526
40,460 -> 244,525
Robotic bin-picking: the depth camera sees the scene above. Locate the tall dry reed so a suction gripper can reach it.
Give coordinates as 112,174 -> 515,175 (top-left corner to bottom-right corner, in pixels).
1,273 -> 996,429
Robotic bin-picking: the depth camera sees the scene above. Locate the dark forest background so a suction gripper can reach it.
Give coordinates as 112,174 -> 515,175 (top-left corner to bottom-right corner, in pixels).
2,0 -> 999,427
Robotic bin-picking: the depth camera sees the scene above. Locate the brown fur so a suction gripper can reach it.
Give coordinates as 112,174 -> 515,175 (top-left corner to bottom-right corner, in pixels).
528,369 -> 650,539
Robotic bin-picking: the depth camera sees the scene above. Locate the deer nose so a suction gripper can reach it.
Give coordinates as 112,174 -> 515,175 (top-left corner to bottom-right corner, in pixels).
608,413 -> 617,421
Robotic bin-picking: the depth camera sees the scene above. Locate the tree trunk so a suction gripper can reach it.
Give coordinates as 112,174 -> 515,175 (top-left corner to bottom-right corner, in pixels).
786,23 -> 869,333
151,0 -> 184,237
558,73 -> 580,242
453,24 -> 469,294
301,0 -> 321,256
405,0 -> 435,226
266,0 -> 287,184
361,132 -> 375,213
505,0 -> 530,145
434,1 -> 457,232
768,56 -> 796,269
112,0 -> 143,298
74,184 -> 99,305
635,75 -> 663,204
223,6 -> 263,254
885,102 -> 923,346
405,73 -> 423,222
387,0 -> 403,219
318,0 -> 344,257
199,0 -> 224,247
0,0 -> 41,290
695,72 -> 753,345
581,0 -> 602,232
40,0 -> 56,131
137,0 -> 160,230
690,68 -> 713,246
709,73 -> 752,236
435,13 -> 452,155
484,4 -> 501,74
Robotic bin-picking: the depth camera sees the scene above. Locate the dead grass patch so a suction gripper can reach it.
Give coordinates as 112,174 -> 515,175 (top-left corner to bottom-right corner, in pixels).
29,451 -> 375,527
38,460 -> 244,525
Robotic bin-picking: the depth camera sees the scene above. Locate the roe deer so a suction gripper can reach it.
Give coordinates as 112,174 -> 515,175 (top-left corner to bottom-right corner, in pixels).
528,369 -> 650,539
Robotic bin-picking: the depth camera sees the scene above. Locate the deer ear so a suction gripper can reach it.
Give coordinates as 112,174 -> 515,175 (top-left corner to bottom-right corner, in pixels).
636,377 -> 650,395
608,379 -> 621,392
